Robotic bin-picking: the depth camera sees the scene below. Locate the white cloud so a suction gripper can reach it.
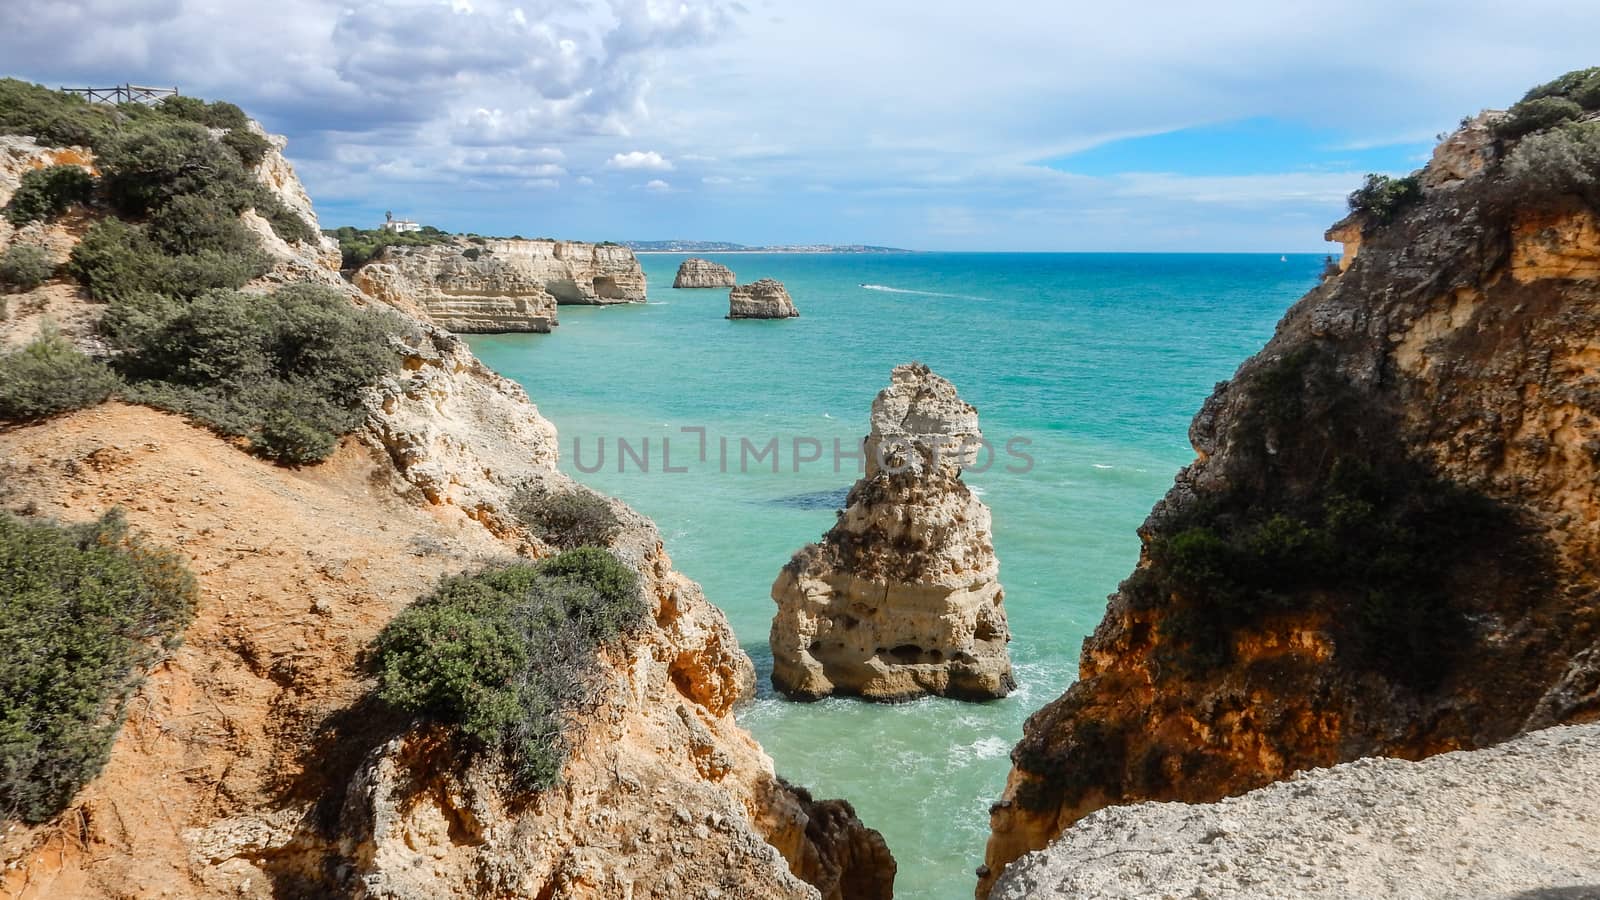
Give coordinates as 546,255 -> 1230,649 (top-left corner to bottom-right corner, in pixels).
702,175 -> 733,184
645,179 -> 671,192
607,150 -> 674,171
576,175 -> 596,186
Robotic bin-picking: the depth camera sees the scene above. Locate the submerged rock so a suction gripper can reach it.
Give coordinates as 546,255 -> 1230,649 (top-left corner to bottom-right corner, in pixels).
673,257 -> 737,288
728,278 -> 799,318
770,363 -> 1013,702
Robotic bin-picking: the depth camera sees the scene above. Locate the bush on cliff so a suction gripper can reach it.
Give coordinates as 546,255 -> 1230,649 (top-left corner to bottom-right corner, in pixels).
0,79 -> 119,148
3,165 -> 96,226
1347,173 -> 1423,225
0,244 -> 55,292
511,484 -> 622,550
1521,67 -> 1600,111
69,217 -> 267,302
0,327 -> 122,422
0,509 -> 196,823
326,225 -> 455,269
1505,120 -> 1600,207
106,283 -> 399,464
370,548 -> 646,789
1496,96 -> 1586,141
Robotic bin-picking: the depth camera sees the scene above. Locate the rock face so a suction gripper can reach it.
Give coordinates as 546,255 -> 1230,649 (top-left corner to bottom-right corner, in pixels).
353,238 -> 646,333
673,257 -> 737,288
992,724 -> 1600,900
771,363 -> 1013,701
728,278 -> 799,318
1,118 -> 894,900
980,111 -> 1600,894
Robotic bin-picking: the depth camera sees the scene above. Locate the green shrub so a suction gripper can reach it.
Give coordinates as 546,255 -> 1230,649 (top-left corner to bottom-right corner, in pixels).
0,509 -> 196,823
1521,67 -> 1600,110
1504,120 -> 1600,206
1496,96 -> 1585,141
1347,173 -> 1423,225
0,244 -> 54,292
326,226 -> 456,269
69,218 -> 266,302
147,192 -> 263,257
3,165 -> 95,226
251,190 -> 318,244
218,128 -> 271,167
156,95 -> 250,132
511,485 -> 622,549
370,548 -> 644,789
97,120 -> 256,217
107,284 -> 398,463
0,328 -> 122,421
0,79 -> 118,149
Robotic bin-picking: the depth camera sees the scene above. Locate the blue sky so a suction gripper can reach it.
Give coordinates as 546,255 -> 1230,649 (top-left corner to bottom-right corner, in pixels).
4,0 -> 1599,251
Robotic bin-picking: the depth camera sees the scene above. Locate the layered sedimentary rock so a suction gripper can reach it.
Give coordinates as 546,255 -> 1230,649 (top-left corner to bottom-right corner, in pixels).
980,110 -> 1600,894
1,118 -> 894,900
992,724 -> 1600,900
353,238 -> 646,333
771,363 -> 1013,701
673,257 -> 737,288
728,278 -> 799,318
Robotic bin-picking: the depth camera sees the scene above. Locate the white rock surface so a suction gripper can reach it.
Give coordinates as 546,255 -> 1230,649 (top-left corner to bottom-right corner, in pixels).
992,724 -> 1600,900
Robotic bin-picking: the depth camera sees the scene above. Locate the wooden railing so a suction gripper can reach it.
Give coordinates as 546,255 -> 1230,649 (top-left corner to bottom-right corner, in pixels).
60,84 -> 179,106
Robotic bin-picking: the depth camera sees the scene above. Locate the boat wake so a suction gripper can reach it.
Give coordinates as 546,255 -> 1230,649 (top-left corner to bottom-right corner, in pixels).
859,283 -> 986,301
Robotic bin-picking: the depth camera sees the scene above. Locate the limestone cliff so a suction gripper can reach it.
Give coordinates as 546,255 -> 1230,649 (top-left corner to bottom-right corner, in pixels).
353,238 -> 645,333
980,107 -> 1600,893
673,257 -> 737,288
771,364 -> 1013,702
0,118 -> 892,900
728,278 -> 799,319
992,724 -> 1600,899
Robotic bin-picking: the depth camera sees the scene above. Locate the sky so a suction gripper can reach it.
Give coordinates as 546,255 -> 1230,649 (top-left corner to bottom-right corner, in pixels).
4,0 -> 1599,251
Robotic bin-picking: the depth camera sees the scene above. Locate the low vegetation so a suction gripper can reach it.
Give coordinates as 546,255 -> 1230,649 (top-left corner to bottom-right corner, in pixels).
1505,120 -> 1600,207
0,328 -> 122,421
0,510 -> 197,823
106,284 -> 399,465
511,484 -> 622,549
0,243 -> 54,292
1347,173 -> 1423,225
370,548 -> 646,789
3,164 -> 95,226
325,225 -> 456,269
1495,68 -> 1600,141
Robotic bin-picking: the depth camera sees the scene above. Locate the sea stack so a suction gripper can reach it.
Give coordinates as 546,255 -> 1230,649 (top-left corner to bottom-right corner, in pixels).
770,363 -> 1013,702
674,257 -> 737,288
728,278 -> 799,319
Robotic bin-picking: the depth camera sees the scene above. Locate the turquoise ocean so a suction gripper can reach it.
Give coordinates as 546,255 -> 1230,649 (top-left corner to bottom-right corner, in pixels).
468,252 -> 1323,898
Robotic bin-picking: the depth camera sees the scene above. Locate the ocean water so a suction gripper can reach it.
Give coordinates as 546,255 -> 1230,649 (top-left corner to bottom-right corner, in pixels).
468,252 -> 1322,898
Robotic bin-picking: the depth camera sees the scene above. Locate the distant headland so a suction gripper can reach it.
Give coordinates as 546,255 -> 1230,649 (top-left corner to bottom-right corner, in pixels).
625,240 -> 913,253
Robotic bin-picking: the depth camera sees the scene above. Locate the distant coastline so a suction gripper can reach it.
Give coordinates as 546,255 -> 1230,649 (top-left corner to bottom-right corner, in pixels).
626,240 -> 913,254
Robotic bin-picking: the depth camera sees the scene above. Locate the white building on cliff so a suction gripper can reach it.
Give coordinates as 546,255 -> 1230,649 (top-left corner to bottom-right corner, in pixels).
381,211 -> 423,233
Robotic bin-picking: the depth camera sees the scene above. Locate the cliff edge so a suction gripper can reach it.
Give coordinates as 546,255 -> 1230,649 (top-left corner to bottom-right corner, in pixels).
982,73 -> 1600,894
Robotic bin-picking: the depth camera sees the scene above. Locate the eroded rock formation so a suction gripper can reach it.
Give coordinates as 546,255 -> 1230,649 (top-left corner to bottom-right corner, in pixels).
353,238 -> 646,333
0,116 -> 893,900
992,724 -> 1600,900
980,110 -> 1600,894
728,278 -> 799,318
771,363 -> 1013,702
674,257 -> 737,288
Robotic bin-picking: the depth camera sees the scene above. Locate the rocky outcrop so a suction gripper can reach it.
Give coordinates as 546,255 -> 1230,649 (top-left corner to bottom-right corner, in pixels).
728,278 -> 799,318
771,363 -> 1013,702
353,241 -> 560,333
353,238 -> 644,333
980,105 -> 1600,894
992,724 -> 1600,900
674,257 -> 737,288
1,115 -> 893,900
